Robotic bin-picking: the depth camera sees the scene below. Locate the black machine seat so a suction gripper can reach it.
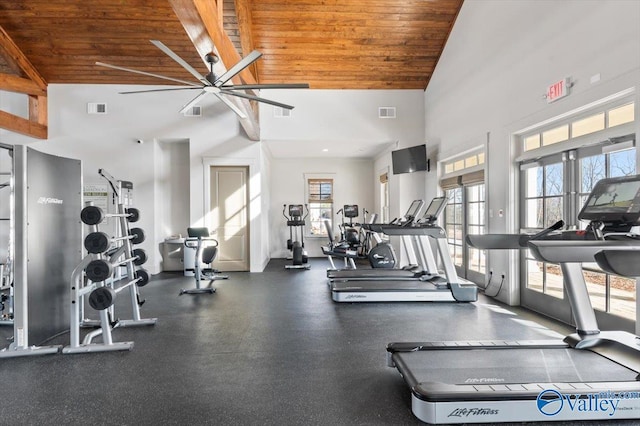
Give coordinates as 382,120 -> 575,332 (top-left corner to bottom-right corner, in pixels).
321,220 -> 360,258
201,246 -> 219,271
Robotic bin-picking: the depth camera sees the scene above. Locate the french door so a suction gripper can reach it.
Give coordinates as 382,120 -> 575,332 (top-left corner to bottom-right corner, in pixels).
520,144 -> 636,331
444,183 -> 486,283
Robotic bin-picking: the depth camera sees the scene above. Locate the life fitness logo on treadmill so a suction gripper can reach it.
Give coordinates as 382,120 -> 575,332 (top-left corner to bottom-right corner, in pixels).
37,196 -> 64,205
537,389 -> 564,416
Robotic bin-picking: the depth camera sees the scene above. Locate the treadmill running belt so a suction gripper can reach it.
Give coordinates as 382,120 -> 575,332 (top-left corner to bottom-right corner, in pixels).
394,348 -> 637,389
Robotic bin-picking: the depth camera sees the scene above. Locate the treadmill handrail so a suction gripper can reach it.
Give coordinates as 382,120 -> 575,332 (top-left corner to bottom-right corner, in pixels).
379,224 -> 446,237
466,220 -> 564,250
595,249 -> 640,276
527,239 -> 640,263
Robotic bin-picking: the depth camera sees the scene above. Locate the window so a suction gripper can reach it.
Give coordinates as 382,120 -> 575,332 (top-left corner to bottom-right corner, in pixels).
523,101 -> 636,153
445,188 -> 463,268
467,184 -> 486,274
443,152 -> 485,174
444,183 -> 486,278
523,162 -> 564,229
307,178 -> 333,236
520,144 -> 636,317
379,172 -> 389,224
578,148 -> 636,315
441,148 -> 486,281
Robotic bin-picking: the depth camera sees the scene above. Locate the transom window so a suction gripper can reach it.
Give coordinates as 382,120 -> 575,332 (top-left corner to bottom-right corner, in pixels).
523,102 -> 635,152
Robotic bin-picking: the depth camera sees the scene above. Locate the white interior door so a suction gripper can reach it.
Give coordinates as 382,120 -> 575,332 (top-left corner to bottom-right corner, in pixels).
209,166 -> 249,271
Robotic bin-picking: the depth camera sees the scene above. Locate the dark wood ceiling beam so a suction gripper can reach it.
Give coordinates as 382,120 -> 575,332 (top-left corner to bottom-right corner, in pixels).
0,24 -> 47,139
169,0 -> 260,141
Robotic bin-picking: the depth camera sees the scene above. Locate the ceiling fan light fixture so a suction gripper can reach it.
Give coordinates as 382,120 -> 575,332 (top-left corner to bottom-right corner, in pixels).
204,52 -> 219,65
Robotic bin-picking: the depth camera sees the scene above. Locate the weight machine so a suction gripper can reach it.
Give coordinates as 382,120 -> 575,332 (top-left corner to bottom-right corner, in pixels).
0,145 -> 82,358
181,227 -> 228,295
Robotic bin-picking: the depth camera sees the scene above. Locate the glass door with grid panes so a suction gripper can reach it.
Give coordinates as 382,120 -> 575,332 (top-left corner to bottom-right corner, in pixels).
520,142 -> 636,331
444,183 -> 486,283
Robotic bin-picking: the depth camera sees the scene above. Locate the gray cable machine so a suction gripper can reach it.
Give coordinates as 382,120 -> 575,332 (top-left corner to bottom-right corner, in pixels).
0,144 -> 82,358
0,145 -> 14,325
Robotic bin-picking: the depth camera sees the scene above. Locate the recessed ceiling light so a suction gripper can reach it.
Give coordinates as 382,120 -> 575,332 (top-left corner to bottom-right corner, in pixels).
322,148 -> 329,152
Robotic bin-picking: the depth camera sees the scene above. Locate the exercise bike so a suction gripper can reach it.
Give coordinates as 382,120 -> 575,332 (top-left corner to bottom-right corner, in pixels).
283,204 -> 310,270
181,227 -> 229,295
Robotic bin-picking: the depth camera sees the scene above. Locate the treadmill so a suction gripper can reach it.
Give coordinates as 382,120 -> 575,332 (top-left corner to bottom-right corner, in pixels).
331,198 -> 478,303
327,199 -> 426,281
386,174 -> 640,424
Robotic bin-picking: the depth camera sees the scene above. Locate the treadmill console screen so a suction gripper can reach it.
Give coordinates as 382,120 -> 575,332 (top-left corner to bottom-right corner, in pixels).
579,174 -> 640,224
421,197 -> 447,223
404,200 -> 425,219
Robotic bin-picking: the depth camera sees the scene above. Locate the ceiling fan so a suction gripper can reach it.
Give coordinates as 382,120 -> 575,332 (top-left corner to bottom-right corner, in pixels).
96,40 -> 309,119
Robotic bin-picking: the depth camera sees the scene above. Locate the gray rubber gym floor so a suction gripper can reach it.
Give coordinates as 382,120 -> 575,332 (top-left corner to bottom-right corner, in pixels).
0,258 -> 638,425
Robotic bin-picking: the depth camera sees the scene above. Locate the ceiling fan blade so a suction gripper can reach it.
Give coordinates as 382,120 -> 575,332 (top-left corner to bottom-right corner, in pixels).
224,83 -> 310,90
221,90 -> 295,110
214,93 -> 247,119
214,50 -> 262,87
150,40 -> 209,85
179,90 -> 210,114
120,87 -> 203,95
96,62 -> 200,87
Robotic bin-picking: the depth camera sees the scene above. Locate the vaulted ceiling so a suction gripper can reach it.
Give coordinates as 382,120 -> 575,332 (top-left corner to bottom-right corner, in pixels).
0,0 -> 463,139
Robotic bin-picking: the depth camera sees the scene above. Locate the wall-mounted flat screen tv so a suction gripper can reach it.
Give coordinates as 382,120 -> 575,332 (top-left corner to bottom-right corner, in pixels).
392,144 -> 429,175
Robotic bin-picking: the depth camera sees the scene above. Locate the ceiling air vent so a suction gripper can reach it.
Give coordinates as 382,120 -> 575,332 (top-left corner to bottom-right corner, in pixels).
274,107 -> 292,118
183,106 -> 202,117
87,103 -> 107,114
378,106 -> 396,119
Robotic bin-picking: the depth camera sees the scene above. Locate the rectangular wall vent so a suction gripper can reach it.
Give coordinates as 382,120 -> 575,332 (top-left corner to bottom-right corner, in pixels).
378,106 -> 396,119
274,107 -> 292,118
183,106 -> 202,117
87,103 -> 107,114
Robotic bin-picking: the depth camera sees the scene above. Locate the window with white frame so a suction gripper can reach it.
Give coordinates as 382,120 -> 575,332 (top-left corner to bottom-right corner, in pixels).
307,177 -> 333,236
441,147 -> 486,281
379,171 -> 389,224
518,98 -> 636,321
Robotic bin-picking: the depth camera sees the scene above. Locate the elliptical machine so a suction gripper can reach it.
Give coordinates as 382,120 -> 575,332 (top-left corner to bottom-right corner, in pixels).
336,205 -> 361,250
283,204 -> 310,270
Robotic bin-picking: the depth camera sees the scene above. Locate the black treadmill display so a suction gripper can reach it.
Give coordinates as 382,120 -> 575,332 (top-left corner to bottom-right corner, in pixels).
405,200 -> 423,219
422,197 -> 447,222
579,174 -> 640,223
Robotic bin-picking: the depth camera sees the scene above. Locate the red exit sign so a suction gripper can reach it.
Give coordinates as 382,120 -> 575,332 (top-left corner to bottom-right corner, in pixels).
546,78 -> 571,103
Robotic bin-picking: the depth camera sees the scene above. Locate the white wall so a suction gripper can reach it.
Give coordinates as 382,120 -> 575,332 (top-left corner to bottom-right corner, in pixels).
424,0 -> 640,305
0,84 -> 269,273
269,157 -> 374,258
261,89 -> 425,146
259,89 -> 426,258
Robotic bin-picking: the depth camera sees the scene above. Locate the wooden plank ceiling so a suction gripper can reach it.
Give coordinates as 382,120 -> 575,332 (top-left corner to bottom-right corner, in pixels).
0,0 -> 461,140
0,0 -> 462,90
